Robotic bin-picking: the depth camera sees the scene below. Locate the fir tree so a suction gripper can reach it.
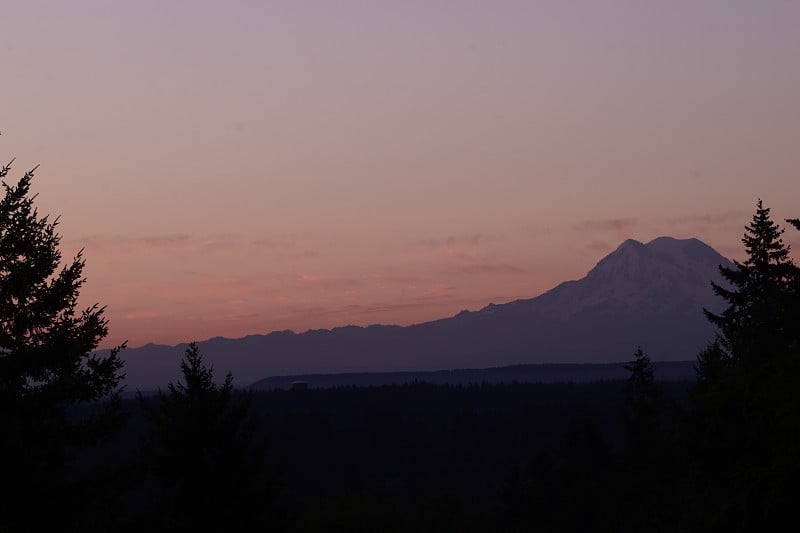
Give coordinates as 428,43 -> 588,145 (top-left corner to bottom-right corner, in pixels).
703,199 -> 797,367
690,201 -> 800,529
786,217 -> 800,347
139,342 -> 269,531
622,347 -> 661,462
0,158 -> 125,531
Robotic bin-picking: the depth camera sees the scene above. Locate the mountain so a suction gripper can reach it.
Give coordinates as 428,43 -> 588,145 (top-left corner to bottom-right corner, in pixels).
120,236 -> 732,390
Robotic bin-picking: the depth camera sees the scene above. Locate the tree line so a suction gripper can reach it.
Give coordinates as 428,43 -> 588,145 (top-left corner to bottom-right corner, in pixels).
1,157 -> 798,531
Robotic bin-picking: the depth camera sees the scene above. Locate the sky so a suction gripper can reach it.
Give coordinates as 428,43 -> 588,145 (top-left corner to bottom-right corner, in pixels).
2,1 -> 799,348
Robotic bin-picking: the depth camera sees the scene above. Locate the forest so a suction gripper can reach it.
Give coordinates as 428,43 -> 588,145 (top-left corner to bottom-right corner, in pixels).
2,160 -> 799,531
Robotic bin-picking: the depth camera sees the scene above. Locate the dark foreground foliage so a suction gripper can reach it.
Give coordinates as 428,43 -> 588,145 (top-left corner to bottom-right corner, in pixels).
0,159 -> 125,532
2,154 -> 798,531
115,201 -> 800,531
135,343 -> 270,531
97,378 -> 692,532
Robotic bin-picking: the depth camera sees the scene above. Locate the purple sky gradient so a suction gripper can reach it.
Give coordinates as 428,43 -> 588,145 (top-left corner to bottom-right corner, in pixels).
3,1 -> 799,347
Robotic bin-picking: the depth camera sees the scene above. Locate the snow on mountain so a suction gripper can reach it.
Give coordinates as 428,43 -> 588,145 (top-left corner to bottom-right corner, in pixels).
120,237 -> 732,389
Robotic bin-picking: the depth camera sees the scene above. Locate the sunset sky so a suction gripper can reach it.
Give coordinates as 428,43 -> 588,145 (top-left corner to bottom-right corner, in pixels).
3,1 -> 799,348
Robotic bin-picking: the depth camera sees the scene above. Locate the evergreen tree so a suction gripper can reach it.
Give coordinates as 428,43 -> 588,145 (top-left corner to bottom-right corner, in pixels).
694,341 -> 728,387
703,199 -> 797,367
690,201 -> 800,529
139,342 -> 269,531
622,347 -> 661,462
0,159 -> 125,531
786,217 -> 800,347
619,347 -> 671,533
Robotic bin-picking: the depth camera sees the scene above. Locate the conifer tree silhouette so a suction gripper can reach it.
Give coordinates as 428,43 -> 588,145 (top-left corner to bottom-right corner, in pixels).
691,200 -> 800,529
139,342 -> 269,531
702,199 -> 797,367
0,158 -> 125,531
622,347 -> 661,462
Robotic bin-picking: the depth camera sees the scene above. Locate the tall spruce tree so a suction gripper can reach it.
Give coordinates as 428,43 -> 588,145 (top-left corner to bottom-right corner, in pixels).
690,201 -> 800,529
621,348 -> 670,533
139,343 -> 269,531
787,217 -> 800,348
622,347 -> 661,455
702,199 -> 797,367
0,158 -> 125,530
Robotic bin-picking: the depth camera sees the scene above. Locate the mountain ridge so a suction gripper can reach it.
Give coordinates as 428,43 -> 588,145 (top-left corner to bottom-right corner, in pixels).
118,236 -> 732,389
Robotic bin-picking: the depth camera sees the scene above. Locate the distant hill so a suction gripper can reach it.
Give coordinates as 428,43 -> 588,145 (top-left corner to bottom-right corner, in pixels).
250,361 -> 697,391
120,236 -> 731,390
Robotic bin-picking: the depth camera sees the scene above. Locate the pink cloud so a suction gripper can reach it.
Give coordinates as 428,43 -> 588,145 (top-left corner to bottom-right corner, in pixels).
76,233 -> 192,251
448,263 -> 527,275
198,234 -> 239,250
211,313 -> 261,322
418,286 -> 458,300
662,210 -> 747,227
572,218 -> 638,234
367,269 -> 423,283
250,232 -> 315,249
584,240 -> 612,253
417,233 -> 494,250
74,232 -> 318,255
296,275 -> 360,289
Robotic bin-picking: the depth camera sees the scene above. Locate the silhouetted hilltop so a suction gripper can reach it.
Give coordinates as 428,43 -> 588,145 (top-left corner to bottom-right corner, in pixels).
250,361 -> 697,390
121,236 -> 731,390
